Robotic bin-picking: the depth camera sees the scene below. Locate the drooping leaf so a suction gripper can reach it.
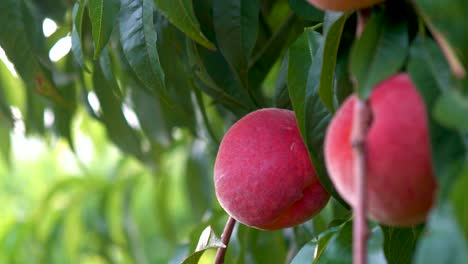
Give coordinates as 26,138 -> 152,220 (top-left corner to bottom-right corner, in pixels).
0,0 -> 43,86
186,39 -> 252,115
153,0 -> 215,50
92,57 -> 146,162
71,0 -> 89,71
350,8 -> 409,99
88,0 -> 120,59
274,52 -> 291,109
318,12 -> 350,112
413,0 -> 468,72
248,14 -> 304,90
119,0 -> 166,96
213,0 -> 260,88
408,37 -> 465,197
288,28 -> 347,207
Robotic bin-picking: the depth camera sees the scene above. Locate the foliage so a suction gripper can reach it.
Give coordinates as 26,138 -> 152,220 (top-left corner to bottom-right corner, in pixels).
0,0 -> 467,263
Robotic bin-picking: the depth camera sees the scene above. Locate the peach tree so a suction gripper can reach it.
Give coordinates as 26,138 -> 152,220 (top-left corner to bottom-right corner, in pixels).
0,0 -> 466,263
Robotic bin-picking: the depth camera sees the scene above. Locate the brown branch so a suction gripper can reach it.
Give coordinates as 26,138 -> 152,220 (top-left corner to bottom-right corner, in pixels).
430,27 -> 466,79
214,216 -> 237,264
351,100 -> 372,264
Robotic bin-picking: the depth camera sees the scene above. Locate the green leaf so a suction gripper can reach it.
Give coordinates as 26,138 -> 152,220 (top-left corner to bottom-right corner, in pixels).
434,90 -> 468,132
413,0 -> 468,71
213,0 -> 259,88
288,0 -> 323,21
120,0 -> 166,96
71,0 -> 89,71
88,0 -> 120,59
248,14 -> 303,90
288,28 -> 347,207
350,8 -> 409,99
153,0 -> 215,50
316,221 -> 385,264
226,225 -> 287,263
92,57 -> 145,161
318,12 -> 350,112
381,225 -> 422,264
291,240 -> 316,264
408,37 -> 465,196
0,0 -> 42,86
274,52 -> 291,109
414,204 -> 468,264
450,163 -> 468,239
186,39 -> 251,114
181,227 -> 224,264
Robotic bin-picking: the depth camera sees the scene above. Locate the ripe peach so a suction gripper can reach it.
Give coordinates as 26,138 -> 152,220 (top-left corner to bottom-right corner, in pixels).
324,73 -> 436,226
214,108 -> 330,230
306,0 -> 385,12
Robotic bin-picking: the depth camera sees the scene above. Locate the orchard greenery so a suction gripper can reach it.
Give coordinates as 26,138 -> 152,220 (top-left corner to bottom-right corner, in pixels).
0,0 -> 467,263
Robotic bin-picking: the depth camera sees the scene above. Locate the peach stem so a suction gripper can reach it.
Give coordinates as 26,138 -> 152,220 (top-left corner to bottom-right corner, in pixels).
351,100 -> 372,264
214,216 -> 237,264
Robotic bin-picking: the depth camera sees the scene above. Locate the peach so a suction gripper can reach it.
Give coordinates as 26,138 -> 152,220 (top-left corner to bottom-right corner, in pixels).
214,108 -> 330,230
306,0 -> 385,12
324,73 -> 437,226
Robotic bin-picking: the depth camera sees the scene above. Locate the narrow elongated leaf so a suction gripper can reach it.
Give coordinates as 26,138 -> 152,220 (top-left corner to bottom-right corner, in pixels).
71,0 -> 89,71
408,37 -> 465,196
88,0 -> 120,59
0,0 -> 43,85
288,29 -> 347,207
350,9 -> 409,99
213,0 -> 259,87
154,0 -> 215,50
248,14 -> 303,89
414,0 -> 468,71
318,12 -> 349,112
186,40 -> 251,114
120,0 -> 166,96
92,59 -> 145,161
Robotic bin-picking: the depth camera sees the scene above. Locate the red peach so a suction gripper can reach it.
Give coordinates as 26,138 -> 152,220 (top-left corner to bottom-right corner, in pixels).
306,0 -> 385,12
324,73 -> 436,226
214,108 -> 330,230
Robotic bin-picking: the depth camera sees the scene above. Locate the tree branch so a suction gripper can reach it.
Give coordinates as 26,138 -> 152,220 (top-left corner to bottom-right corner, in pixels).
214,216 -> 237,264
351,100 -> 372,264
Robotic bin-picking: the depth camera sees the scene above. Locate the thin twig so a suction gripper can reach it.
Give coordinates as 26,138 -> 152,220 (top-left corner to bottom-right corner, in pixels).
351,100 -> 372,264
214,217 -> 237,264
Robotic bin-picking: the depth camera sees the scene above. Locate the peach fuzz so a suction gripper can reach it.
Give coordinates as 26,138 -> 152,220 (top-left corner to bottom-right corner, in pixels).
214,108 -> 330,230
307,0 -> 385,12
324,73 -> 436,226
